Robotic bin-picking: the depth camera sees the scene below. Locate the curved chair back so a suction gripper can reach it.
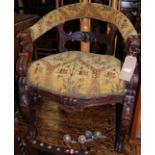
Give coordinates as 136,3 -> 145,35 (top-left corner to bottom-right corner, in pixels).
29,3 -> 138,42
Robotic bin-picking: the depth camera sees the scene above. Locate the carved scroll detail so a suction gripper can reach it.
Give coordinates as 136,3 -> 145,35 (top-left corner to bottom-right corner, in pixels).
127,35 -> 141,57
16,29 -> 33,76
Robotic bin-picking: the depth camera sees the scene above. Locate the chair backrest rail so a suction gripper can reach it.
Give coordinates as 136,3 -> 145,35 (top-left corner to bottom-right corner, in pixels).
29,3 -> 137,42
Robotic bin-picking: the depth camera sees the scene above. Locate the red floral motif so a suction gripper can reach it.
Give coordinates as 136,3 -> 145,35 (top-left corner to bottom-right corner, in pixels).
45,20 -> 53,27
92,70 -> 99,78
58,68 -> 68,74
120,19 -> 128,29
34,63 -> 41,73
105,72 -> 116,79
78,70 -> 88,76
57,75 -> 63,79
59,15 -> 65,22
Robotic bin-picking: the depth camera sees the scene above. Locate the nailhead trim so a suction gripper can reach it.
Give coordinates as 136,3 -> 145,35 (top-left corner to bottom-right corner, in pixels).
47,145 -> 52,149
40,142 -> 44,147
30,139 -> 90,154
65,149 -> 70,153
56,147 -> 61,151
17,136 -> 21,142
32,140 -> 37,144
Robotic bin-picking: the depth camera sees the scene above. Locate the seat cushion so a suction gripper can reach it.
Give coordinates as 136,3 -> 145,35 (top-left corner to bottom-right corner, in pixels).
28,51 -> 125,98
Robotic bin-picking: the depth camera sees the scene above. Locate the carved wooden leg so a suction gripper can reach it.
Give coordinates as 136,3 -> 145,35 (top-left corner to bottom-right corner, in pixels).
115,89 -> 136,152
18,77 -> 37,138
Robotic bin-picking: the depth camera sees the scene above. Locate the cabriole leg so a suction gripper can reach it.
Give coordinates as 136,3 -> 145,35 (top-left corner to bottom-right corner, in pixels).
18,77 -> 37,138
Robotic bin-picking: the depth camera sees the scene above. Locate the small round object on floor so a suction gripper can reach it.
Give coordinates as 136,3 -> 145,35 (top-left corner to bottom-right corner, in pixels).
63,134 -> 72,143
85,130 -> 93,138
78,135 -> 87,144
94,131 -> 102,138
40,142 -> 44,147
65,149 -> 70,153
56,147 -> 61,151
47,145 -> 52,149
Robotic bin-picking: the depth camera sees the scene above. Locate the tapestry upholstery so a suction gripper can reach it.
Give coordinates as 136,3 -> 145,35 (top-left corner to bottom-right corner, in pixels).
28,51 -> 125,98
29,3 -> 137,42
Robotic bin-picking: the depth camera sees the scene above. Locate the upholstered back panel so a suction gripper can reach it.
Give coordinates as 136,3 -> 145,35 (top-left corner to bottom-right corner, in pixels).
30,3 -> 137,42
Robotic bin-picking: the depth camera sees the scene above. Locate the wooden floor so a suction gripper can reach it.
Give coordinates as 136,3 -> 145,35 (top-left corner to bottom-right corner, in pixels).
15,98 -> 140,155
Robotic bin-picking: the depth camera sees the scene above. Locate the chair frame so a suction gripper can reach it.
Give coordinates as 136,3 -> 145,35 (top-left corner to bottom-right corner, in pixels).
16,3 -> 140,153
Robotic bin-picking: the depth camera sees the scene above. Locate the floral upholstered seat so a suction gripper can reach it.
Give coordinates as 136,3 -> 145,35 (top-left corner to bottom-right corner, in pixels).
28,51 -> 125,98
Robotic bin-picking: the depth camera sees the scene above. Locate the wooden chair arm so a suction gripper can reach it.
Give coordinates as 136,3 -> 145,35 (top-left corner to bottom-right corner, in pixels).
16,52 -> 31,76
16,29 -> 33,77
16,29 -> 33,52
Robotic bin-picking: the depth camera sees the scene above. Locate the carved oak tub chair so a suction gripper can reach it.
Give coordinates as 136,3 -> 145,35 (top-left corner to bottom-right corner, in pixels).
16,2 -> 140,153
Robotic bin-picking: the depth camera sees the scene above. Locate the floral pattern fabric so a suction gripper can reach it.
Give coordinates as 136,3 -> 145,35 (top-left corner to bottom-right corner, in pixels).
30,3 -> 137,42
28,51 -> 125,98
